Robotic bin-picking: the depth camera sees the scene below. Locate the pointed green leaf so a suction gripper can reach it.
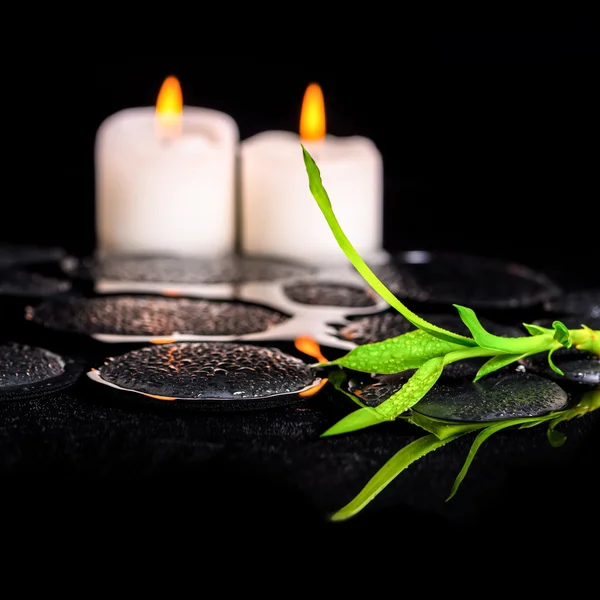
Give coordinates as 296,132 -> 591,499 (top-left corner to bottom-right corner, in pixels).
548,388 -> 600,429
547,347 -> 564,376
408,412 -> 487,439
302,146 -> 476,348
320,407 -> 387,437
321,356 -> 445,436
552,320 -> 572,348
323,329 -> 465,374
523,323 -> 550,336
454,304 -> 553,354
376,356 -> 445,419
446,416 -> 547,501
331,433 -> 466,521
473,353 -> 527,382
518,417 -> 553,429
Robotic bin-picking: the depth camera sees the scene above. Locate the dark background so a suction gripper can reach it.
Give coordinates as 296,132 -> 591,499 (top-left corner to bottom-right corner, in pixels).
6,34 -> 599,277
2,36 -> 599,553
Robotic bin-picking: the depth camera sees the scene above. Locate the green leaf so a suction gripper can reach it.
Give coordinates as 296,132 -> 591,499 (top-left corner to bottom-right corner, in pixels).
320,407 -> 387,437
454,304 -> 553,354
330,433 -> 466,521
323,329 -> 466,374
376,356 -> 445,417
579,387 -> 600,412
446,417 -> 548,500
473,353 -> 528,382
302,146 -> 476,348
547,427 -> 567,447
408,412 -> 487,439
518,417 -> 552,429
547,388 -> 600,430
552,321 -> 572,348
321,356 -> 446,436
523,323 -> 550,336
547,347 -> 564,376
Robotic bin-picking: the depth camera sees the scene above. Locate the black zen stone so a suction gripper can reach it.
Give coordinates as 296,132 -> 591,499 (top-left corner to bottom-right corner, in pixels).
371,251 -> 562,309
349,367 -> 568,422
340,312 -> 522,345
28,295 -> 289,336
0,343 -> 64,388
521,349 -> 600,386
284,281 -> 378,307
69,255 -> 314,284
98,342 -> 316,400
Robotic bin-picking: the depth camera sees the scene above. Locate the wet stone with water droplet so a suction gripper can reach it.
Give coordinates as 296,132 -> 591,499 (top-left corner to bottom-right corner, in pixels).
67,255 -> 315,284
521,349 -> 600,386
0,342 -> 65,388
349,364 -> 568,422
284,281 -> 378,307
29,295 -> 289,337
98,342 -> 316,400
340,311 -> 522,345
370,251 -> 561,309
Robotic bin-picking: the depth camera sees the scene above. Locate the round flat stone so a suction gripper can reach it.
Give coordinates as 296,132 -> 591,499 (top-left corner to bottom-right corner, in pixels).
28,295 -> 289,337
349,367 -> 568,422
340,311 -> 522,345
521,349 -> 600,385
348,360 -> 482,405
0,270 -> 71,297
0,244 -> 67,269
371,251 -> 561,309
413,371 -> 568,421
98,342 -> 316,400
67,255 -> 314,284
0,342 -> 65,388
283,281 -> 377,307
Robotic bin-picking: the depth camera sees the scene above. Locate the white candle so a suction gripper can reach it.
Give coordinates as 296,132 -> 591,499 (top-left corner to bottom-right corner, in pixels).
240,83 -> 383,265
95,76 -> 239,257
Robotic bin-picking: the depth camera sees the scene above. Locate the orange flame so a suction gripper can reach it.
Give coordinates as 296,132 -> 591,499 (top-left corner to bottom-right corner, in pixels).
142,392 -> 176,401
295,335 -> 328,364
295,336 -> 328,397
300,83 -> 326,141
156,75 -> 183,138
299,379 -> 328,397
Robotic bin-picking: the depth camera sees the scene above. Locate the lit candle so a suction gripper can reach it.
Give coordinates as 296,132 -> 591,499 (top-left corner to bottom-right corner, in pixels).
240,83 -> 383,265
95,76 -> 239,257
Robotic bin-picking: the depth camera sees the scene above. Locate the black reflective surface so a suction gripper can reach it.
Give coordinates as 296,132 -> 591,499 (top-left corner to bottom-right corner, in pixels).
1,248 -> 598,542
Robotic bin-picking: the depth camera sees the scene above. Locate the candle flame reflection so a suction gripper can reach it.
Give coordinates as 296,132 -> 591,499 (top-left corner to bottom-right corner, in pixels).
156,75 -> 183,139
295,335 -> 328,363
300,83 -> 326,142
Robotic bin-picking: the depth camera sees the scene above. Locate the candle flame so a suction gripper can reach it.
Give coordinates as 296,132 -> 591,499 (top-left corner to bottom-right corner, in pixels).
300,83 -> 326,141
156,75 -> 183,138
